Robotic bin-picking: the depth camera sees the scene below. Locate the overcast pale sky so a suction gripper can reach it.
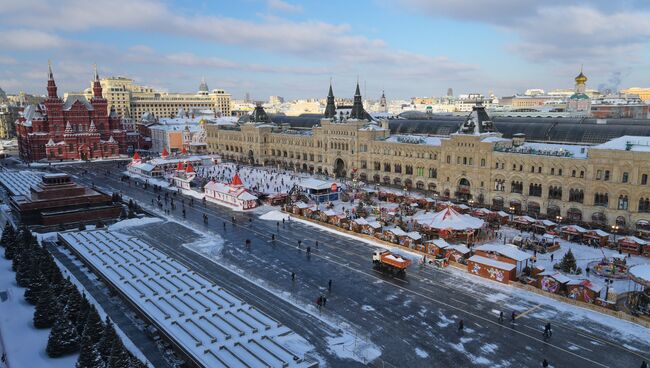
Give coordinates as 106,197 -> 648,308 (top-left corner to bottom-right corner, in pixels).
1,0 -> 649,100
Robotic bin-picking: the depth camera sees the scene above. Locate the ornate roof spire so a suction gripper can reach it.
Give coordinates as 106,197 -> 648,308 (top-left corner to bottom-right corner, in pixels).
92,64 -> 103,98
324,79 -> 336,119
350,80 -> 367,120
47,60 -> 58,98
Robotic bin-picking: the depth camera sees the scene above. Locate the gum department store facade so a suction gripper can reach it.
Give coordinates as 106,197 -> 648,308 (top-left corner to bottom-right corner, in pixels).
206,83 -> 650,233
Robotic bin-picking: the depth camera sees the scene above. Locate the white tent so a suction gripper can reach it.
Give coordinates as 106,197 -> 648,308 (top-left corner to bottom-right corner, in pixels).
413,206 -> 484,231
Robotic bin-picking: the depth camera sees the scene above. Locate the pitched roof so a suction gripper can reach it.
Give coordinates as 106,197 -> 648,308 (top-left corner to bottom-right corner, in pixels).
62,95 -> 93,111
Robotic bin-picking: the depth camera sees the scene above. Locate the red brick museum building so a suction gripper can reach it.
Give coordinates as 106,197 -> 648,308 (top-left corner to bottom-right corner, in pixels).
16,63 -> 127,161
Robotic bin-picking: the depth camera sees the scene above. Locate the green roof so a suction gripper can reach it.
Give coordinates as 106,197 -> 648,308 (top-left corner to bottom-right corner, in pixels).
569,93 -> 590,100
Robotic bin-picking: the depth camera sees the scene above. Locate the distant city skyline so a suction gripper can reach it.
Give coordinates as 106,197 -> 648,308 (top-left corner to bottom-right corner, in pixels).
1,0 -> 650,100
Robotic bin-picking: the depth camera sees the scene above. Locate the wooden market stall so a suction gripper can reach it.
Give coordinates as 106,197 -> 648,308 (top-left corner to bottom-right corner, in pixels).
536,271 -> 570,295
473,243 -> 532,276
533,219 -> 557,234
583,229 -> 610,247
561,225 -> 588,242
467,255 -> 517,284
617,236 -> 648,255
512,215 -> 536,230
566,279 -> 603,304
400,231 -> 423,248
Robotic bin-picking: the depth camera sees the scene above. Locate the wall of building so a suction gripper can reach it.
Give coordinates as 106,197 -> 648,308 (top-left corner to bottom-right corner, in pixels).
206,118 -> 650,230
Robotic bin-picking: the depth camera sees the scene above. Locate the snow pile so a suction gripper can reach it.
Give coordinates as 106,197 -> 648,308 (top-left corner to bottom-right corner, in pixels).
107,217 -> 163,230
259,210 -> 291,222
326,332 -> 381,364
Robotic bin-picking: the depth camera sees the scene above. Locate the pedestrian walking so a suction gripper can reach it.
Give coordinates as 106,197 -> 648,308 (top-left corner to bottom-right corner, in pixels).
322,296 -> 327,307
641,360 -> 647,368
458,319 -> 464,332
499,311 -> 504,323
315,240 -> 319,248
328,279 -> 332,293
297,240 -> 302,248
542,359 -> 549,367
306,246 -> 311,255
316,296 -> 322,311
291,272 -> 295,282
550,253 -> 554,262
511,311 -> 517,323
271,234 -> 275,242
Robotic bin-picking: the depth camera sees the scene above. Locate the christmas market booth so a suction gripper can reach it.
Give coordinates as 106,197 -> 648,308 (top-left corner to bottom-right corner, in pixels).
561,224 -> 588,242
467,255 -> 517,284
382,226 -> 407,244
566,279 -> 603,304
512,215 -> 536,230
473,243 -> 532,277
533,219 -> 557,234
400,231 -> 422,248
617,236 -> 648,255
627,264 -> 650,317
583,229 -> 610,248
536,271 -> 570,295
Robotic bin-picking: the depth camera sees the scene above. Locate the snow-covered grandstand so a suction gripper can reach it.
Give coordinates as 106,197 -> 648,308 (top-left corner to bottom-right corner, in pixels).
0,170 -> 44,196
59,230 -> 316,368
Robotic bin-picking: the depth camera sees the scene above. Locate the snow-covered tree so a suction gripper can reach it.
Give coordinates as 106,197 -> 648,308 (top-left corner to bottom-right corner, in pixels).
24,268 -> 47,305
14,252 -> 32,287
0,223 -> 15,248
76,293 -> 91,335
34,287 -> 57,329
80,306 -> 103,346
107,339 -> 130,368
46,311 -> 81,357
76,333 -> 104,368
98,317 -> 118,361
559,249 -> 577,273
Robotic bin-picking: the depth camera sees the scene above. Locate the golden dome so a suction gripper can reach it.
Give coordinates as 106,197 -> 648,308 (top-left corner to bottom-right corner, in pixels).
575,71 -> 587,84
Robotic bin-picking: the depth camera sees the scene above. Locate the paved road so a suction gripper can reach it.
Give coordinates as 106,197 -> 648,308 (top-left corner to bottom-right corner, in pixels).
49,161 -> 650,367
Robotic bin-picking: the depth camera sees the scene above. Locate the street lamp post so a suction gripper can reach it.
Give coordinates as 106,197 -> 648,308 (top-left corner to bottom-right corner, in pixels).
556,215 -> 563,224
509,206 -> 515,222
611,225 -> 619,242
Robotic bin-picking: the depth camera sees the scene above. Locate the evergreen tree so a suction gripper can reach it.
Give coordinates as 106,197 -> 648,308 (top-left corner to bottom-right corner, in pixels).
24,267 -> 47,305
76,293 -> 91,336
98,317 -> 118,361
0,223 -> 15,248
63,284 -> 83,327
107,339 -> 130,368
46,310 -> 81,357
560,249 -> 577,273
34,286 -> 57,328
14,251 -> 32,287
76,333 -> 104,368
127,352 -> 148,368
80,306 -> 104,346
